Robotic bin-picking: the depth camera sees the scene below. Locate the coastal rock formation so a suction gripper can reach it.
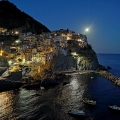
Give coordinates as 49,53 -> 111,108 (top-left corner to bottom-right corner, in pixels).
41,78 -> 59,87
22,82 -> 41,89
0,80 -> 23,92
52,49 -> 99,72
77,49 -> 99,70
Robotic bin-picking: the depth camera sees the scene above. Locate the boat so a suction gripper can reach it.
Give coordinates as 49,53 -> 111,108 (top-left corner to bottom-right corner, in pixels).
68,109 -> 85,116
82,98 -> 96,105
40,86 -> 44,90
91,76 -> 94,79
108,105 -> 120,111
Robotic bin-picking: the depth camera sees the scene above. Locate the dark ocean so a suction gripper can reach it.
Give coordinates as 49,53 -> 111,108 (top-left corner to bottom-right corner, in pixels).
0,54 -> 120,120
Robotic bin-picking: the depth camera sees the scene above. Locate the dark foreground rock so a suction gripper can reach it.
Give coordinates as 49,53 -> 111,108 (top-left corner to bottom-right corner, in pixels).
22,80 -> 41,89
41,78 -> 59,87
22,83 -> 41,89
62,81 -> 69,86
7,71 -> 22,81
0,68 -> 8,76
0,70 -> 67,92
54,73 -> 66,80
96,64 -> 107,71
107,66 -> 112,70
0,80 -> 23,92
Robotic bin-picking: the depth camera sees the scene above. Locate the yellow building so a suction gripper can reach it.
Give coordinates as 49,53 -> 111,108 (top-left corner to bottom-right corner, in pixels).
7,53 -> 15,59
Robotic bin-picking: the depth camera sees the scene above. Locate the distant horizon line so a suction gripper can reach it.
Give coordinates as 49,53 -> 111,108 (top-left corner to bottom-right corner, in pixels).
96,53 -> 120,54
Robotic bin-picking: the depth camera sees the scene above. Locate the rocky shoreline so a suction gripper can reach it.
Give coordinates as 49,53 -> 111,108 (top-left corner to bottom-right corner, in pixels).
97,70 -> 120,86
0,66 -> 120,92
0,70 -> 67,92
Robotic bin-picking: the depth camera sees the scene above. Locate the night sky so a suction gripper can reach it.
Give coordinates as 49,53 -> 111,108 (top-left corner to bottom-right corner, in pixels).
9,0 -> 120,54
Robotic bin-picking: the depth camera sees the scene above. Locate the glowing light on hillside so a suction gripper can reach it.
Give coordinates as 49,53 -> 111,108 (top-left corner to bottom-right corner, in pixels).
71,52 -> 77,56
0,50 -> 3,56
8,60 -> 12,65
77,39 -> 82,42
15,31 -> 19,34
15,40 -> 19,43
67,36 -> 71,40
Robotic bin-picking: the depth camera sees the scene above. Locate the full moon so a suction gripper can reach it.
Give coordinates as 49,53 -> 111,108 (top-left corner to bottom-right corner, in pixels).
85,28 -> 89,32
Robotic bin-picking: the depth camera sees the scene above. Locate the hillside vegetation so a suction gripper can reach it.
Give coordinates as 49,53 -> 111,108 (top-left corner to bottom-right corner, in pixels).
0,0 -> 50,34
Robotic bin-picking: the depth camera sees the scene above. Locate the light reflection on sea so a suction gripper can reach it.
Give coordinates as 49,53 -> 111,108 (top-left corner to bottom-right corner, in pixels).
0,91 -> 17,119
0,72 -> 120,120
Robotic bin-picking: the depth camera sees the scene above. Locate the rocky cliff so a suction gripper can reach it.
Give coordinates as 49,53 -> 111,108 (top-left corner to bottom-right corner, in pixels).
51,49 -> 99,72
0,0 -> 50,34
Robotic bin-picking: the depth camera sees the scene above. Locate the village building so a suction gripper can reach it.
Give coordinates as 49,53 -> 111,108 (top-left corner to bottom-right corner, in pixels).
0,27 -> 7,33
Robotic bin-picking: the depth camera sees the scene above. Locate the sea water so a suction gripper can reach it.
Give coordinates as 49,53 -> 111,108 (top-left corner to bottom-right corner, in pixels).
97,53 -> 120,77
0,54 -> 120,120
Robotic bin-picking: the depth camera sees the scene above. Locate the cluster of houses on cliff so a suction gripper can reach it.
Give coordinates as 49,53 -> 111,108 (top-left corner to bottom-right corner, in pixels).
1,28 -> 88,66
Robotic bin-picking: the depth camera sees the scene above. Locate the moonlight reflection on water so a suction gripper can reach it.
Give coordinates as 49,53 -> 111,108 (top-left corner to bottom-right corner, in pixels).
1,71 -> 120,119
